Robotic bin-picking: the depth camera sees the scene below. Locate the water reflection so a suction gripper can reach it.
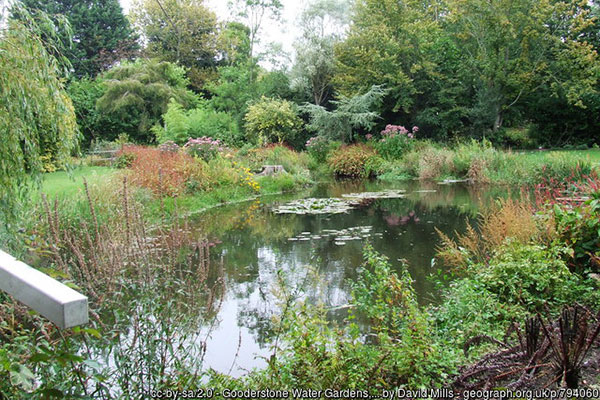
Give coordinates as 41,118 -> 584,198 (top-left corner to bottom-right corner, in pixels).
189,180 -> 512,375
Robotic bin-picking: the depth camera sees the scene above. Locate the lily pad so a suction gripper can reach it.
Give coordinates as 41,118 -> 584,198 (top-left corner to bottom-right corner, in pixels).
286,225 -> 375,244
273,198 -> 358,215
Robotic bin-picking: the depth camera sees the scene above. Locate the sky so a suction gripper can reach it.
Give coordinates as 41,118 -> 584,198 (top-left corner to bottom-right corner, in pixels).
119,0 -> 306,68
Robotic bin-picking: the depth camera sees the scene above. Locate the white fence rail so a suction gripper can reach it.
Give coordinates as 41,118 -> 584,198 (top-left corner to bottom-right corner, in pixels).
0,250 -> 88,329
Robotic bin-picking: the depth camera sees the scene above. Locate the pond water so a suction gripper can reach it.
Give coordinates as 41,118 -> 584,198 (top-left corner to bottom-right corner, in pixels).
186,180 -> 512,376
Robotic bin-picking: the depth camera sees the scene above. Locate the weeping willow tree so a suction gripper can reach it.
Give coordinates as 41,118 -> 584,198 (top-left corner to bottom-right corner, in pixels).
96,59 -> 198,143
0,8 -> 78,243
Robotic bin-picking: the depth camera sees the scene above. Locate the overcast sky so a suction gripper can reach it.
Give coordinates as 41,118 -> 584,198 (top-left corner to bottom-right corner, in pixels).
119,0 -> 306,68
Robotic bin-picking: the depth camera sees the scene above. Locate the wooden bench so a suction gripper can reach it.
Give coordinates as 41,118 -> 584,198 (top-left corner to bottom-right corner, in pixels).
88,149 -> 119,166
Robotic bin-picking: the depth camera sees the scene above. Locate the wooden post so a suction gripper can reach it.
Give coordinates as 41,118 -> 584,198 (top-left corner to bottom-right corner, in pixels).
0,250 -> 88,329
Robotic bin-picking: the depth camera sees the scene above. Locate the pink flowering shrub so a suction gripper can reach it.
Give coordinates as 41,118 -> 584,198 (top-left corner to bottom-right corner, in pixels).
375,124 -> 419,160
184,137 -> 226,162
158,140 -> 180,153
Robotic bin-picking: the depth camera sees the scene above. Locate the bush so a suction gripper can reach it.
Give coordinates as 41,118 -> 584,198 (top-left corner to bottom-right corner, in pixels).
244,97 -> 303,145
154,100 -> 241,147
374,125 -> 418,160
476,242 -> 587,311
114,152 -> 136,169
305,136 -> 341,163
123,145 -> 210,196
554,192 -> 600,273
187,107 -> 242,146
327,144 -> 379,178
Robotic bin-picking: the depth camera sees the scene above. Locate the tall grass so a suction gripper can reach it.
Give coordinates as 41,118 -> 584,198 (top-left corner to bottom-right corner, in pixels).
381,140 -> 595,185
0,178 -> 227,397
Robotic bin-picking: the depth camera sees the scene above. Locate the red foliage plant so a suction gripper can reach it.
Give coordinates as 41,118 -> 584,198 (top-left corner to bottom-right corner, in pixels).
120,145 -> 208,196
534,169 -> 600,209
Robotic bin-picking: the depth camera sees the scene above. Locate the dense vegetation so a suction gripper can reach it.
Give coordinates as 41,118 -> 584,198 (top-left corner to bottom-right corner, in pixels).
2,0 -> 600,397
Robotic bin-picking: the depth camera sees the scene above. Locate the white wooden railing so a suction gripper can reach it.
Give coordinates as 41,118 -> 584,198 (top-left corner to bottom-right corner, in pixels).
0,249 -> 88,329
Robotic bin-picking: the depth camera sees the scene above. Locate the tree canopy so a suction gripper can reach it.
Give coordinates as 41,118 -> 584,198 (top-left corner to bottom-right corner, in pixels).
130,0 -> 221,90
17,0 -> 138,78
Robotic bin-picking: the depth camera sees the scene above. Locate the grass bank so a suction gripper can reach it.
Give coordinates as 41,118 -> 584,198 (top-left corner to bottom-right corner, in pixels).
318,139 -> 599,185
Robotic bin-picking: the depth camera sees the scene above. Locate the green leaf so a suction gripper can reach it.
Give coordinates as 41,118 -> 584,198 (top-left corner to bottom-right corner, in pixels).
9,364 -> 35,391
83,328 -> 102,339
83,359 -> 102,371
29,353 -> 51,363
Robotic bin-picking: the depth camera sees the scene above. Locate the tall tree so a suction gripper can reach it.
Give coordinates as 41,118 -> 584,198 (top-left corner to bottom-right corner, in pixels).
218,21 -> 252,66
17,0 -> 138,78
334,0 -> 441,114
130,0 -> 221,90
291,0 -> 349,106
230,0 -> 283,82
445,0 -> 599,132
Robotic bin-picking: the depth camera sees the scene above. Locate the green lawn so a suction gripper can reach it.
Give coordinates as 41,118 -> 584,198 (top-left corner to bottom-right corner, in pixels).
519,149 -> 600,164
37,166 -> 116,199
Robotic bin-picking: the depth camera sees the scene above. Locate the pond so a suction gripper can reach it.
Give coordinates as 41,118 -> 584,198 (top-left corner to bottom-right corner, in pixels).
184,180 -> 513,376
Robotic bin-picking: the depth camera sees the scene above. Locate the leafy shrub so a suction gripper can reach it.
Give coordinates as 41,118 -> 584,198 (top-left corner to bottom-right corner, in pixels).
244,97 -> 303,145
374,125 -> 418,160
187,107 -> 242,146
327,144 -> 378,178
305,136 -> 341,163
433,243 -> 598,354
377,160 -> 412,181
114,152 -> 136,169
154,99 -> 189,144
184,137 -> 226,162
154,100 -> 242,147
554,192 -> 600,273
476,242 -> 586,311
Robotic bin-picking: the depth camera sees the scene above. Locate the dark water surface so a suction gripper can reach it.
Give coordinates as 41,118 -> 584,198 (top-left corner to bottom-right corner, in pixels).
188,180 -> 510,376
